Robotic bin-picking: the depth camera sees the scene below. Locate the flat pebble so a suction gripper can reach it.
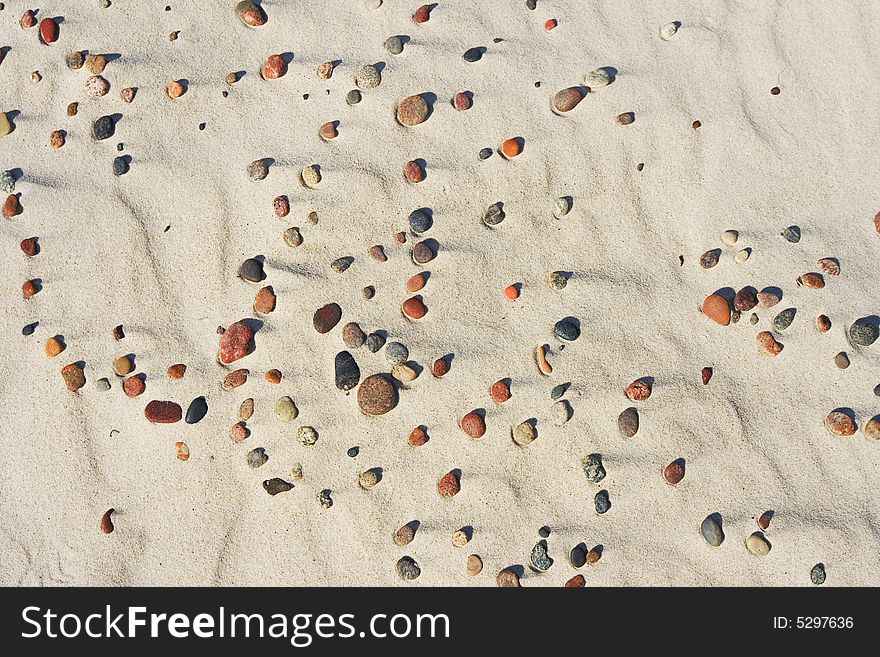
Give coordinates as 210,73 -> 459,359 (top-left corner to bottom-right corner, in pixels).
247,159 -> 269,181
664,460 -> 685,485
396,556 -> 420,581
550,383 -> 570,400
553,319 -> 580,341
701,515 -> 724,546
582,453 -> 606,483
512,420 -> 537,447
263,479 -> 293,496
810,563 -> 826,585
144,400 -> 182,424
553,400 -> 573,426
699,248 -> 720,268
313,303 -> 342,333
331,256 -> 354,273
185,396 -> 208,424
757,291 -> 781,308
466,554 -> 483,576
342,322 -> 366,348
283,227 -> 303,247
247,448 -> 268,468
594,490 -> 611,514
616,112 -> 635,125
584,67 -> 612,88
298,426 -> 319,446
818,257 -> 840,276
479,148 -> 493,160
746,532 -> 771,556
219,321 -> 253,364
413,4 -> 431,23
357,373 -> 398,415
772,308 -> 796,331
239,398 -> 254,421
848,317 -> 878,346
291,463 -> 304,480
236,1 -> 267,27
402,296 -> 428,320
463,47 -> 483,62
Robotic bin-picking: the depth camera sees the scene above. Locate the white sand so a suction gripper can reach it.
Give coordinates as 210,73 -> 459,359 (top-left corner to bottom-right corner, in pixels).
1,0 -> 879,586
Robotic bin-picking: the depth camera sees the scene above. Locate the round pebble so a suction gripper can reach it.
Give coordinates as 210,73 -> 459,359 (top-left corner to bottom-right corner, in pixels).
385,36 -> 404,55
615,406 -> 638,438
848,318 -> 878,347
461,410 -> 486,439
355,64 -> 381,89
396,556 -> 420,581
664,460 -> 685,485
483,202 -> 505,228
552,87 -> 584,113
247,159 -> 269,181
358,469 -> 380,490
396,94 -> 430,126
553,318 -> 580,341
466,555 -> 483,576
239,258 -> 264,282
782,225 -> 801,243
346,89 -> 362,105
721,229 -> 739,245
584,67 -> 612,88
394,523 -> 415,546
553,400 -> 573,426
236,0 -> 267,27
438,471 -> 460,498
409,209 -> 433,234
500,138 -> 523,159
283,227 -> 303,247
864,417 -> 880,442
342,322 -> 366,348
825,410 -> 856,436
298,426 -> 319,446
660,21 -> 679,41
834,351 -> 850,369
402,296 -> 428,320
491,379 -> 511,403
385,342 -> 409,365
734,248 -> 751,263
479,147 -> 493,160
86,75 -> 110,97
702,294 -> 731,326
512,421 -> 537,447
366,332 -> 386,352
301,164 -> 321,188
112,157 -> 129,176
408,426 -> 429,446
496,569 -> 520,587
746,532 -> 771,556
275,397 -> 298,423
625,379 -> 652,401
92,115 -> 114,140
357,374 -> 398,415
122,375 -> 145,397
595,490 -> 611,514
247,448 -> 268,468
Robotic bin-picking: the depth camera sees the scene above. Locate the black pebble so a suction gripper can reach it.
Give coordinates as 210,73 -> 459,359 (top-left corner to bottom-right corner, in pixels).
595,490 -> 611,514
463,47 -> 483,62
22,322 -> 37,336
538,526 -> 551,538
874,383 -> 880,397
93,115 -> 115,140
116,143 -> 124,151
112,156 -> 129,176
347,446 -> 359,458
334,351 -> 361,391
185,396 -> 208,424
479,148 -> 493,160
238,257 -> 264,282
553,319 -> 580,341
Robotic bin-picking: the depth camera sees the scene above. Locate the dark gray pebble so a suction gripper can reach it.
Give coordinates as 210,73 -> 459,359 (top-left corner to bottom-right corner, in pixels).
463,47 -> 483,62
347,446 -> 359,458
335,350 -> 361,391
700,514 -> 724,546
810,563 -> 826,585
530,540 -> 553,572
112,156 -> 129,176
263,478 -> 293,495
782,225 -> 801,243
409,209 -> 433,235
366,332 -> 386,353
384,35 -> 404,55
554,319 -> 580,341
22,322 -> 37,336
538,525 -> 551,538
772,307 -> 797,332
92,115 -> 114,140
582,453 -> 606,483
570,545 -> 587,568
479,148 -> 493,160
848,317 -> 878,347
550,383 -> 570,400
247,448 -> 268,468
185,396 -> 208,424
595,490 -> 611,514
346,89 -> 362,105
239,257 -> 264,282
483,202 -> 505,227
317,489 -> 333,508
396,556 -> 421,580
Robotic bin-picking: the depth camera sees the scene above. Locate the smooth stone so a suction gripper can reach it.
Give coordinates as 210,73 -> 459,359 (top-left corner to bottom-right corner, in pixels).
772,308 -> 797,331
550,383 -> 570,400
112,156 -> 129,176
346,89 -> 362,105
659,21 -> 679,41
530,541 -> 553,572
239,257 -> 264,282
570,545 -> 587,568
553,319 -> 580,341
385,342 -> 409,365
185,396 -> 208,424
365,332 -> 386,352
335,351 -> 361,391
358,469 -> 380,489
746,532 -> 771,556
357,373 -> 399,415
735,248 -> 751,263
298,426 -> 319,446
384,36 -> 404,55
0,112 -> 12,137
810,563 -> 826,585
396,94 -> 430,126
594,490 -> 611,514
331,256 -> 354,273
483,202 -> 505,227
95,378 -> 111,391
722,229 -> 739,245
355,64 -> 381,89
553,400 -> 573,426
236,0 -> 268,27
512,421 -> 537,447
584,68 -> 612,89
396,556 -> 421,581
701,515 -> 724,546
782,225 -> 801,243
263,478 -> 293,496
247,448 -> 268,468
702,294 -> 731,326
247,159 -> 269,181
239,398 -> 254,421
552,87 -> 584,113
582,453 -> 606,483
409,209 -> 433,235
342,322 -> 366,348
479,147 -> 493,160
313,303 -> 342,333
700,248 -> 721,268
618,407 -> 639,438
834,351 -> 850,369
849,318 -> 878,346
92,115 -> 114,140
283,227 -> 303,247
463,47 -> 483,62
394,523 -> 416,546
825,410 -> 856,436
865,417 -> 880,442
144,400 -> 182,423
275,396 -> 298,422
467,554 -> 483,576
301,165 -> 321,188
553,196 -> 572,219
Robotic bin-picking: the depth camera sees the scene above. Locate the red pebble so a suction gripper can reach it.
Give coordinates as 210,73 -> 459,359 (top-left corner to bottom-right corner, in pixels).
460,410 -> 486,439
402,296 -> 428,320
625,379 -> 652,401
874,211 -> 880,235
408,426 -> 429,446
413,4 -> 432,23
491,379 -> 511,403
438,471 -> 460,498
262,54 -> 287,79
453,92 -> 472,111
20,238 -> 38,257
39,17 -> 59,44
544,18 -> 558,31
230,421 -> 250,443
273,195 -> 289,218
664,460 -> 685,485
219,321 -> 254,364
701,367 -> 713,385
22,280 -> 38,298
100,509 -> 114,534
564,574 -> 586,588
432,357 -> 449,378
3,194 -> 22,218
404,160 -> 425,183
758,511 -> 773,530
407,273 -> 427,293
20,10 -> 37,29
144,400 -> 183,424
123,376 -> 146,397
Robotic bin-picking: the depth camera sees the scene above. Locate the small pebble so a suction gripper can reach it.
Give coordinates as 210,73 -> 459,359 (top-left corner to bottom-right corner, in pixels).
758,511 -> 773,530
797,272 -> 825,289
616,112 -> 635,125
548,271 -> 567,290
782,225 -> 801,243
552,400 -> 572,426
504,284 -> 520,300
746,532 -> 771,556
409,209 -> 433,235
291,463 -> 304,480
402,296 -> 428,320
535,344 -> 553,375
345,89 -> 362,105
221,368 -> 248,391
317,489 -> 333,508
454,92 -> 472,111
463,47 -> 483,63
699,249 -> 721,268
301,164 -> 321,188
483,202 -> 505,228
404,161 -> 424,183
499,138 -> 522,159
261,54 -> 286,80
660,21 -> 679,41
595,490 -> 611,514
283,227 -> 303,247
342,322 -> 366,348
239,257 -> 264,282
584,68 -> 612,89
331,256 -> 354,273
734,248 -> 751,263
756,331 -> 784,356
550,383 -> 569,400
701,515 -> 724,546
394,523 -> 416,546
396,556 -> 420,581
552,87 -> 584,114
355,64 -> 381,89
407,273 -> 428,293
298,426 -> 319,446
384,36 -> 404,55
553,197 -> 572,219
625,379 -> 652,401
335,351 -> 361,391
721,229 -> 739,245
491,379 -> 511,403
834,351 -> 850,369
254,286 -> 276,314
466,554 -> 483,576
530,541 -> 553,572
236,1 -> 268,27
247,448 -> 268,468
86,75 -> 110,97
166,80 -> 186,98
366,332 -> 386,352
479,148 -> 493,160
864,417 -> 880,442
358,469 -> 380,490
92,115 -> 115,140
570,545 -> 587,568
438,471 -> 460,498
45,337 -> 63,357
313,303 -> 342,333
818,257 -> 840,276
461,410 -> 486,439
123,375 -> 145,397
95,378 -> 111,391
512,420 -> 537,447
239,398 -> 254,421
62,364 -> 86,392
246,159 -> 269,181
664,459 -> 685,485
452,529 -> 470,548
432,357 -> 449,378
263,479 -> 293,496
582,453 -> 606,483
810,563 -> 826,585
112,157 -> 129,177
408,426 -> 429,446
772,308 -> 796,331
385,342 -> 409,365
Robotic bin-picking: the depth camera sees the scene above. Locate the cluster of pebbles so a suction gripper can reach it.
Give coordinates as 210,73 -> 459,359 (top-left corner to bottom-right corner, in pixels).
6,0 -> 877,586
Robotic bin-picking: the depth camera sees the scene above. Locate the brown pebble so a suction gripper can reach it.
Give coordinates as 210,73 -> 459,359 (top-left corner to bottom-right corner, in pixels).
3,194 -> 22,218
758,511 -> 773,530
342,322 -> 366,348
21,10 -> 37,29
175,441 -> 190,461
100,509 -> 114,534
454,92 -> 472,111
313,303 -> 343,334
357,373 -> 399,416
67,102 -> 79,116
144,400 -> 182,424
218,321 -> 253,364
167,363 -> 186,379
664,460 -> 685,485
407,272 -> 427,293
404,160 -> 425,183
496,568 -> 520,587
816,315 -> 831,332
254,286 -> 276,314
797,272 -> 825,289
231,421 -> 250,443
363,286 -> 375,299
397,94 -> 430,127
408,426 -> 429,446
239,398 -> 254,421
467,554 -> 483,576
625,379 -> 652,401
413,4 -> 432,23
432,357 -> 450,378
438,471 -> 460,498
167,80 -> 185,98
86,54 -> 107,74
222,368 -> 249,391
825,410 -> 856,436
113,325 -> 125,341
265,368 -> 282,384
120,87 -> 136,103
756,331 -> 783,356
552,87 -> 584,113
45,336 -> 64,357
20,237 -> 38,256
701,367 -> 713,385
818,258 -> 840,276
62,363 -> 86,391
734,287 -> 758,311
319,121 -> 338,141
123,375 -> 145,397
394,523 -> 416,546
22,280 -> 38,298
460,410 -> 486,439
113,355 -> 133,377
316,61 -> 334,80
616,112 -> 635,125
273,195 -> 289,218
586,549 -> 601,565
491,379 -> 511,403
50,129 -> 65,149
565,574 -> 586,588
369,245 -> 387,262
412,240 -> 435,264
834,352 -> 850,369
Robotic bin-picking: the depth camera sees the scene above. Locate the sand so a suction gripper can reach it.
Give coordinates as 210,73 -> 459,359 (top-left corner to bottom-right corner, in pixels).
1,0 -> 879,586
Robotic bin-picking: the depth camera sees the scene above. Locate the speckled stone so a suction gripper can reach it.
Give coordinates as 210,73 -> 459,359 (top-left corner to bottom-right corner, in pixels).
357,373 -> 398,415
810,563 -> 826,585
773,308 -> 796,332
483,202 -> 505,227
530,541 -> 554,572
385,342 -> 409,365
298,426 -> 319,446
594,490 -> 611,514
496,568 -> 520,587
782,225 -> 801,243
92,115 -> 114,140
396,556 -> 421,581
342,322 -> 366,348
849,318 -> 878,346
825,410 -> 856,436
335,351 -> 360,391
385,35 -> 404,55
582,453 -> 606,483
409,209 -> 433,235
247,448 -> 268,468
396,94 -> 430,126
512,420 -> 537,447
346,89 -> 362,105
366,332 -> 386,352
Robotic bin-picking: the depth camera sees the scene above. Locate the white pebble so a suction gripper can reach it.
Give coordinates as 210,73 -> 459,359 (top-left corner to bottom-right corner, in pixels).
721,229 -> 739,245
364,0 -> 382,9
301,164 -> 322,189
734,248 -> 751,263
584,68 -> 612,89
660,21 -> 680,41
553,400 -> 573,426
553,196 -> 572,219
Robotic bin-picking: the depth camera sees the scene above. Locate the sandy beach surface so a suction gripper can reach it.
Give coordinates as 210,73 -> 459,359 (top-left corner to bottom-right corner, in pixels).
1,0 -> 879,586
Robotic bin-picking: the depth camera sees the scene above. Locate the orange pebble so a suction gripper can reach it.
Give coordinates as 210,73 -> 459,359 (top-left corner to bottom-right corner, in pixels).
544,18 -> 558,31
22,279 -> 38,298
265,369 -> 282,384
167,363 -> 187,379
500,137 -> 523,159
504,284 -> 520,300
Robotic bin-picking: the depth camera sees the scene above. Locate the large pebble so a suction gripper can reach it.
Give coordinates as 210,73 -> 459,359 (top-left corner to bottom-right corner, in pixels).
185,396 -> 208,424
219,321 -> 253,364
275,396 -> 298,422
461,410 -> 486,439
552,87 -> 584,113
702,294 -> 730,326
848,318 -> 878,346
236,1 -> 267,27
313,303 -> 342,333
772,308 -> 796,331
701,515 -> 724,546
699,249 -> 720,269
397,95 -> 430,126
438,471 -> 460,498
409,209 -> 433,234
734,288 -> 758,312
355,64 -> 381,89
756,331 -> 783,356
512,421 -> 537,446
301,165 -> 321,188
222,369 -> 248,391
825,410 -> 856,436
239,257 -> 264,282
335,351 -> 361,391
144,400 -> 182,423
39,17 -> 59,44
247,159 -> 269,181
626,379 -> 652,401
343,322 -> 366,348
92,115 -> 114,140
496,569 -> 520,587
396,556 -> 421,581
746,532 -> 771,556
357,374 -> 398,415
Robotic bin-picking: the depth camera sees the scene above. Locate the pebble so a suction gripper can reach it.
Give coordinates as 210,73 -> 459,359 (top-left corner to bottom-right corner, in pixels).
61,364 -> 86,392
550,383 -> 569,400
570,545 -> 587,568
112,157 -> 129,177
123,375 -> 146,397
298,426 -> 319,446
865,417 -> 880,442
283,227 -> 303,247
782,225 -> 801,243
595,490 -> 611,514
396,556 -> 421,581
254,286 -> 276,314
49,130 -> 65,149
92,115 -> 114,140
357,373 -> 399,415
185,396 -> 208,424
273,196 -> 290,218
166,80 -> 186,98
262,54 -> 286,80
230,422 -> 250,443
408,426 -> 429,446
331,256 -> 354,273
702,294 -> 731,326
625,379 -> 652,401
504,284 -> 520,300
797,272 -> 825,289
218,321 -> 253,364
438,471 -> 460,498
23,323 -> 38,337
355,64 -> 381,89
66,51 -> 85,70
660,21 -> 679,40
479,148 -> 493,160
168,363 -> 186,379
358,469 -> 380,490
875,383 -> 880,397
825,410 -> 856,436
535,344 -> 553,375
412,240 -> 435,265
113,355 -> 133,376
0,112 -> 12,137
496,569 -> 520,587
553,319 -> 580,341
758,511 -> 772,530
553,400 -> 573,426
552,87 -> 584,113
39,17 -> 58,44
466,555 -> 483,576
335,351 -> 361,391
664,460 -> 685,485
95,378 -> 111,392
461,410 -> 486,439
818,257 -> 840,276
432,357 -> 449,378
746,532 -> 771,556
313,303 -> 342,333
500,138 -> 522,159
512,421 -> 537,446
451,529 -> 469,548
275,396 -> 298,422
548,271 -> 568,290
701,367 -> 713,385
86,54 -> 107,75
699,248 -> 721,268
301,164 -> 321,188
394,523 -> 416,546
345,89 -> 362,105
144,400 -> 182,424
397,94 -> 430,126
701,515 -> 724,546
175,442 -> 189,461
263,479 -> 293,496
314,488 -> 331,508
246,448 -> 268,468
86,75 -> 110,97
402,296 -> 428,320
810,563 -> 826,585
100,509 -> 114,534
772,308 -> 796,331
721,229 -> 739,245
236,1 -> 267,27
246,159 -> 269,181
404,161 -> 424,183
0,170 -> 13,194
463,47 -> 483,62
20,9 -> 37,29
23,279 -> 39,298
453,92 -> 471,111
385,342 -> 409,365
584,68 -> 612,89
407,273 -> 428,293
121,88 -> 136,103
483,202 -> 505,228
834,351 -> 850,369
756,331 -> 783,357
342,323 -> 366,348
530,541 -> 553,572
239,398 -> 254,421
848,318 -> 878,346
409,209 -> 433,235
45,337 -> 63,357
412,4 -> 431,23
491,379 -> 511,403
616,112 -> 635,125
757,290 -> 781,308
553,197 -> 572,219
618,407 -> 640,437
366,332 -> 386,352
2,194 -> 20,217
734,288 -> 758,311
565,575 -> 586,588
221,369 -> 248,391
385,36 -> 404,55
582,453 -> 606,483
